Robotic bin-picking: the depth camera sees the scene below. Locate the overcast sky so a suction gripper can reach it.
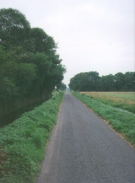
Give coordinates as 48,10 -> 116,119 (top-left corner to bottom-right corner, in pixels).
0,0 -> 134,86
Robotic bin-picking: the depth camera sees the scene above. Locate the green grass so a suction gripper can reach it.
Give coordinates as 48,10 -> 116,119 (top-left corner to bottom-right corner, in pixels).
0,91 -> 64,183
81,92 -> 135,113
92,96 -> 135,113
72,92 -> 135,146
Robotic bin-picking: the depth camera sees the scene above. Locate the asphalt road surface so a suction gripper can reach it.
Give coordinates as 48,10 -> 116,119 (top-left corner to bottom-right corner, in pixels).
36,91 -> 135,183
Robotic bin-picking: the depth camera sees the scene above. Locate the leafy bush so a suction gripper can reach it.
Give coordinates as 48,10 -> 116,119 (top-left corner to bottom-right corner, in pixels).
0,91 -> 64,183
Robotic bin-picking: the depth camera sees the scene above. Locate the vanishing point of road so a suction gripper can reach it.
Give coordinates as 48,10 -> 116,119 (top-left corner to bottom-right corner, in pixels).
36,91 -> 135,183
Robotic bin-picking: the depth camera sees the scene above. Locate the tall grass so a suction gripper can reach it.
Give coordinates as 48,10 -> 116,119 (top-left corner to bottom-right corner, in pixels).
0,91 -> 64,183
72,92 -> 135,146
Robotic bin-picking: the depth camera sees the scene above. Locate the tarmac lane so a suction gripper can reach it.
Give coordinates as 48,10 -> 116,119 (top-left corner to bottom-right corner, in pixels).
36,91 -> 135,183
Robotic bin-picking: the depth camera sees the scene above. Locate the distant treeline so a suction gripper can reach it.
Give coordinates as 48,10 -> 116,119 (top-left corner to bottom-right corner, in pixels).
69,71 -> 135,91
0,8 -> 66,126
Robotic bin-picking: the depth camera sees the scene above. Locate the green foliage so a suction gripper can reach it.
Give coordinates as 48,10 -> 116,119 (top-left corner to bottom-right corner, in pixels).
59,83 -> 67,90
0,8 -> 65,101
69,71 -> 135,91
0,91 -> 64,183
30,28 -> 57,54
0,8 -> 66,124
69,71 -> 100,91
72,92 -> 135,146
0,8 -> 30,48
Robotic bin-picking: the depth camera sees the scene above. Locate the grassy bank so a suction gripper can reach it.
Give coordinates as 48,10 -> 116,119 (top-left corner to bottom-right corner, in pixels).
0,91 -> 64,183
72,92 -> 135,146
80,92 -> 135,113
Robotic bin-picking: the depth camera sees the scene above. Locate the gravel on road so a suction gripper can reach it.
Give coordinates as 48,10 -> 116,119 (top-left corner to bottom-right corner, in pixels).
36,91 -> 135,183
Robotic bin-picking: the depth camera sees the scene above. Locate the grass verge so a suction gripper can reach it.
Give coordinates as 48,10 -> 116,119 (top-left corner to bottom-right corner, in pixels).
0,91 -> 64,183
72,92 -> 135,146
81,92 -> 135,113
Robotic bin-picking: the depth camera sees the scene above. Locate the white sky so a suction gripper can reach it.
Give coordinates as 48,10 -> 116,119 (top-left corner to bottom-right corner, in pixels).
0,0 -> 134,86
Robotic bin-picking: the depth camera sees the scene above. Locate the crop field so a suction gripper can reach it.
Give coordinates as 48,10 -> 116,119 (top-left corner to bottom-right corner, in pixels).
80,92 -> 135,113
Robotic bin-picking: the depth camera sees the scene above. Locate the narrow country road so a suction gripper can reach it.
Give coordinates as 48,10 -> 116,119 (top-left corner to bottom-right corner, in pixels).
36,92 -> 135,183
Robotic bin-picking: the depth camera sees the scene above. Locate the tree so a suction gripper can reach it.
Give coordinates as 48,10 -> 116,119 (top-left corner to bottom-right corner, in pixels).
87,71 -> 100,91
114,72 -> 124,91
59,83 -> 67,90
30,28 -> 48,53
69,71 -> 100,91
0,8 -> 66,125
0,8 -> 30,48
101,74 -> 116,91
123,72 -> 135,91
69,71 -> 135,92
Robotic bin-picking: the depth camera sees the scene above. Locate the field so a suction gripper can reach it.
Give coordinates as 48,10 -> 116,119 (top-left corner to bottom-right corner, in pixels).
80,92 -> 135,113
72,91 -> 135,147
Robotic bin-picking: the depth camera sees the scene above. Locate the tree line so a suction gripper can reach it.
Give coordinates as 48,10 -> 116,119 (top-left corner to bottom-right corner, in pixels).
0,8 -> 66,125
69,71 -> 135,91
59,83 -> 67,91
